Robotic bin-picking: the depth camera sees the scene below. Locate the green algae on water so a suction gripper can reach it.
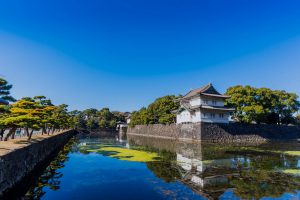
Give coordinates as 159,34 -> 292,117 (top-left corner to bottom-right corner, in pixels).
85,146 -> 161,162
282,169 -> 300,176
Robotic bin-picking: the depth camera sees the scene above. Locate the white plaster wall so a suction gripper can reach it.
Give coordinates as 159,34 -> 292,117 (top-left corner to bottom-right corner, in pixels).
200,112 -> 229,123
177,110 -> 191,123
200,97 -> 225,107
216,101 -> 224,107
191,110 -> 201,123
177,109 -> 229,124
190,97 -> 201,106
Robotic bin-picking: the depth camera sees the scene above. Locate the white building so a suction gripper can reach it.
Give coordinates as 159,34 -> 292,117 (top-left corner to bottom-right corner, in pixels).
176,83 -> 234,124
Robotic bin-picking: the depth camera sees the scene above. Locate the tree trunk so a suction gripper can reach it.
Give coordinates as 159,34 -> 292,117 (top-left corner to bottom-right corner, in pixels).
11,131 -> 16,139
4,127 -> 16,141
25,127 -> 29,137
28,129 -> 34,140
47,128 -> 51,135
52,127 -> 55,134
42,126 -> 47,135
0,129 -> 5,141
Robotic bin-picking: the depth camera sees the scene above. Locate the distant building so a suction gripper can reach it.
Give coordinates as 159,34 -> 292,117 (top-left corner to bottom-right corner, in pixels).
176,83 -> 234,124
125,113 -> 131,124
0,98 -> 9,105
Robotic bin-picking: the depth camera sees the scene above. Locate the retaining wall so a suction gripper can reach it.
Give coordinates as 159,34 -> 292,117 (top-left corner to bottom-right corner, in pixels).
0,130 -> 75,196
127,123 -> 300,142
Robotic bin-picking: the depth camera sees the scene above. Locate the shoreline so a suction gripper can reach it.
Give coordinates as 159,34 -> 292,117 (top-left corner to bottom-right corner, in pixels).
0,130 -> 75,196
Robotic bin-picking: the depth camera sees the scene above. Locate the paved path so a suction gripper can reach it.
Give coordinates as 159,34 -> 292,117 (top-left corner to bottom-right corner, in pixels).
0,131 -> 69,156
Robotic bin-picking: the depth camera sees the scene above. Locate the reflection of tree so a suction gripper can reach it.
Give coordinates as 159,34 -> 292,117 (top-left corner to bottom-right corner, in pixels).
146,150 -> 182,183
129,136 -> 300,199
147,162 -> 181,183
285,155 -> 299,168
230,170 -> 300,199
147,148 -> 300,200
24,138 -> 77,199
249,154 -> 285,170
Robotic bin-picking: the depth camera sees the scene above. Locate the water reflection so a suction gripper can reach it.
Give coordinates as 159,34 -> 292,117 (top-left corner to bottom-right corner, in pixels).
17,136 -> 300,200
24,138 -> 77,199
128,135 -> 300,199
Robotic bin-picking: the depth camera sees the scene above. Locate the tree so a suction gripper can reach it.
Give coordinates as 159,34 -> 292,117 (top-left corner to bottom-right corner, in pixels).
0,78 -> 16,102
295,114 -> 300,125
97,108 -> 123,129
0,104 -> 11,140
225,85 -> 300,124
147,95 -> 179,124
33,96 -> 56,135
82,108 -> 99,130
68,110 -> 85,130
3,97 -> 40,140
130,107 -> 148,127
98,108 -> 111,128
51,104 -> 71,132
129,95 -> 180,126
0,96 -> 74,140
272,90 -> 300,124
68,108 -> 126,131
111,111 -> 127,123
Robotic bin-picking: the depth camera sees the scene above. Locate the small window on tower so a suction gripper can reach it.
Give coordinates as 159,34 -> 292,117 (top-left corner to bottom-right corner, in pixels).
211,113 -> 215,118
213,100 -> 217,105
219,113 -> 224,118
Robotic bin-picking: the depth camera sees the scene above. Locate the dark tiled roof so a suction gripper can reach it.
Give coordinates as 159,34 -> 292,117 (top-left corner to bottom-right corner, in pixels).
200,105 -> 235,111
182,83 -> 221,99
201,93 -> 231,98
0,98 -> 9,105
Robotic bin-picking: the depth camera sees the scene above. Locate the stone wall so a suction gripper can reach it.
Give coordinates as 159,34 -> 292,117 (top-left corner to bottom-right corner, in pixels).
127,123 -> 300,142
0,130 -> 74,196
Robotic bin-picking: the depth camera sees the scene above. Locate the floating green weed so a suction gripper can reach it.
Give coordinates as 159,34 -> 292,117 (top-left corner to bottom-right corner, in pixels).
85,146 -> 161,162
282,169 -> 300,176
235,147 -> 300,157
280,151 -> 300,156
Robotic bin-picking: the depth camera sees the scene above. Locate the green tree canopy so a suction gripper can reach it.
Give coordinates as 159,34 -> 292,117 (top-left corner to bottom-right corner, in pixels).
130,95 -> 180,126
3,97 -> 41,140
71,108 -> 127,131
296,114 -> 300,125
0,78 -> 16,102
0,96 -> 74,140
225,85 -> 300,124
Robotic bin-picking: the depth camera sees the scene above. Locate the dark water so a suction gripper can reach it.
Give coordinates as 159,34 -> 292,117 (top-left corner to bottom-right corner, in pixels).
14,136 -> 300,200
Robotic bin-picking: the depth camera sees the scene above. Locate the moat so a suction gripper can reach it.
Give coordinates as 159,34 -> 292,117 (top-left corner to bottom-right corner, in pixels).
6,135 -> 300,200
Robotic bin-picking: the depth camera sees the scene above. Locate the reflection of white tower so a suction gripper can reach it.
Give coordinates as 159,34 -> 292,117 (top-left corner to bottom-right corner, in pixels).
177,154 -> 205,172
78,142 -> 87,147
176,153 -> 240,188
177,153 -> 206,187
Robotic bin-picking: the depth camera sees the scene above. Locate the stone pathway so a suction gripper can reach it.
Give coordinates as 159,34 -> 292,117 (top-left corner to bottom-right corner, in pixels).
0,131 -> 68,156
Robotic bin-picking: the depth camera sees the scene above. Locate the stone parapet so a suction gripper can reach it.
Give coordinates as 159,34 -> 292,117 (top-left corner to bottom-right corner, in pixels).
127,123 -> 300,142
0,130 -> 75,196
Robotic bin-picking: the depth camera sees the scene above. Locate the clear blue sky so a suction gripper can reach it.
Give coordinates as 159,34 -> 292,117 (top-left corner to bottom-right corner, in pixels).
1,0 -> 300,111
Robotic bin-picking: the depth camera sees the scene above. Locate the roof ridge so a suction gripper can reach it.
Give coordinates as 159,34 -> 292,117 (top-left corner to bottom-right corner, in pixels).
182,83 -> 220,99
